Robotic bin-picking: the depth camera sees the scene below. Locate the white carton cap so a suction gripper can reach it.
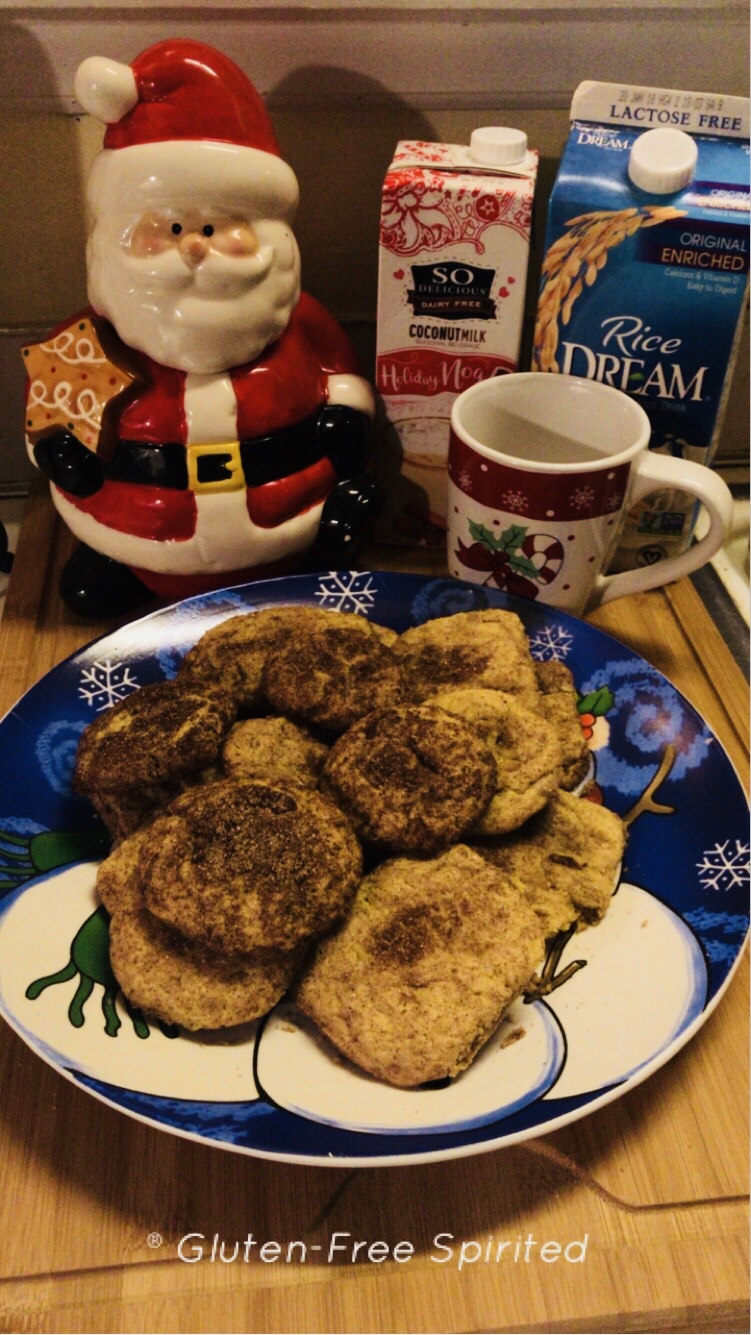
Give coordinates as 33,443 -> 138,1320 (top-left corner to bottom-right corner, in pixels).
469,126 -> 528,166
628,127 -> 698,194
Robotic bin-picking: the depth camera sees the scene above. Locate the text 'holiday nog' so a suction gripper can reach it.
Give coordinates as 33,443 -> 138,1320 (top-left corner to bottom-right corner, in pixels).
375,130 -> 538,546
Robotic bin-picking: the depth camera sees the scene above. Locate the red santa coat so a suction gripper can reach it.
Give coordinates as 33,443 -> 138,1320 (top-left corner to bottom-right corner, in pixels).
40,300 -> 365,598
61,292 -> 355,538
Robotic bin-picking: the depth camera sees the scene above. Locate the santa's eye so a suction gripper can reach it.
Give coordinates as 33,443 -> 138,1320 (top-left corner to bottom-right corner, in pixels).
171,223 -> 183,236
202,224 -> 215,237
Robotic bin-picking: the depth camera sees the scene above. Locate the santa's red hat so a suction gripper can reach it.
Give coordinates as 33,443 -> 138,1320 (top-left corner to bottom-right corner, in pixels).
75,40 -> 298,220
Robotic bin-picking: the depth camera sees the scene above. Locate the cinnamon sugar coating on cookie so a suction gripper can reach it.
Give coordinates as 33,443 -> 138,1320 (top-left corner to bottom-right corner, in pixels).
394,609 -> 541,707
262,624 -> 404,733
322,705 -> 497,852
427,687 -> 563,834
142,779 -> 362,954
73,680 -> 236,839
179,606 -> 396,713
295,844 -> 545,1087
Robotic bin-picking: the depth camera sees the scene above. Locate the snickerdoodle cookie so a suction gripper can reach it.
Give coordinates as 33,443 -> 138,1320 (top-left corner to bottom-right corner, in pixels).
261,623 -> 404,733
475,789 -> 626,935
73,680 -> 236,840
295,843 -> 545,1087
179,606 -> 396,713
321,705 -> 496,852
142,778 -> 362,954
95,825 -> 152,916
220,715 -> 329,789
394,609 -> 540,707
108,906 -> 302,1031
534,660 -> 590,791
426,687 -> 563,834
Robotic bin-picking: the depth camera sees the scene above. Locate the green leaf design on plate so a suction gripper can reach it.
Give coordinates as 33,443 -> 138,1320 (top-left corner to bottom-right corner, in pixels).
578,686 -> 615,717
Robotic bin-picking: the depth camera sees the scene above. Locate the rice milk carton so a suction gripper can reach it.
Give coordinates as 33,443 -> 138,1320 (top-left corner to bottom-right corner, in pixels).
534,81 -> 749,571
375,130 -> 538,546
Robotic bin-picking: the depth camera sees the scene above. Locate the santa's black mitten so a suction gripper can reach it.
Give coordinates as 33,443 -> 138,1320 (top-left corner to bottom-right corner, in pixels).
34,429 -> 104,498
316,404 -> 372,480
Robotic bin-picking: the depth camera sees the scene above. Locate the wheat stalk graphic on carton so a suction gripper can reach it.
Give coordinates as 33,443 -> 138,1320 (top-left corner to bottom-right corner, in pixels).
533,205 -> 686,373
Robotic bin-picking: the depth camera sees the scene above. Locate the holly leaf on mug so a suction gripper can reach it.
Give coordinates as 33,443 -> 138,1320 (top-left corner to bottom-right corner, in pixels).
466,520 -> 542,580
468,520 -> 533,555
498,524 -> 529,553
468,520 -> 504,551
509,552 -> 544,580
497,524 -> 550,580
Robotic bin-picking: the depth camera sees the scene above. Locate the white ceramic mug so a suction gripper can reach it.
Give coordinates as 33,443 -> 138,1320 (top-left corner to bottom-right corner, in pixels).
447,372 -> 734,614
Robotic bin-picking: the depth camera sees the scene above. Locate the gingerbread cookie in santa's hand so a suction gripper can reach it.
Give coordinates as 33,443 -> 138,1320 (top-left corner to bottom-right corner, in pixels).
23,39 -> 378,617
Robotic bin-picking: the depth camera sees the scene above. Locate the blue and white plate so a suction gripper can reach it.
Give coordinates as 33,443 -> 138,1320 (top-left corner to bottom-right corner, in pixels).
0,571 -> 747,1166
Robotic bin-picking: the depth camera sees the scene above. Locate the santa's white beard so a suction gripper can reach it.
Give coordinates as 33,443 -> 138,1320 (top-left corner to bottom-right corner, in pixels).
88,223 -> 301,373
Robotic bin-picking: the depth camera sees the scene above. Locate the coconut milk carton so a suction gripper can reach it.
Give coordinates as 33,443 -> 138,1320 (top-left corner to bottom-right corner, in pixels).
535,81 -> 749,571
375,130 -> 538,546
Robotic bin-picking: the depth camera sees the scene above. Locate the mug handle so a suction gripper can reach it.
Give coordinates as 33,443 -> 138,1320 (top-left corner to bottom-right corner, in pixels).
588,451 -> 735,610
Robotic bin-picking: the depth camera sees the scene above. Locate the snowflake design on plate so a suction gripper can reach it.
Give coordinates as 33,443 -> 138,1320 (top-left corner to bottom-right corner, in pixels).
697,839 -> 750,893
569,485 -> 596,511
78,659 -> 140,711
502,488 -> 529,514
314,571 -> 379,616
527,622 -> 575,661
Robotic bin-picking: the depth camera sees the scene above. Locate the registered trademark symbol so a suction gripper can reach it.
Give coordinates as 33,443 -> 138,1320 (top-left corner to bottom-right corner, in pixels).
147,1232 -> 163,1249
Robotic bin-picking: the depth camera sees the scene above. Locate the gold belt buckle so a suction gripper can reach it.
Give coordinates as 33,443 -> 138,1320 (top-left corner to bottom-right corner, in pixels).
187,441 -> 244,494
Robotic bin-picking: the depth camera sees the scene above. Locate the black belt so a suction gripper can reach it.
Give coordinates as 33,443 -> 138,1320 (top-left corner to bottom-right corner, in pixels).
109,413 -> 325,492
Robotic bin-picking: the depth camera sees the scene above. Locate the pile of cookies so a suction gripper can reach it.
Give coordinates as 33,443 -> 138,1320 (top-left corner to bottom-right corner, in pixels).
74,604 -> 626,1088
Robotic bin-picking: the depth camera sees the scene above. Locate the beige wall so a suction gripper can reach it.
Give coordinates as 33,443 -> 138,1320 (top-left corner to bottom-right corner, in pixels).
2,0 -> 748,488
1,98 -> 747,484
0,104 -> 572,485
1,106 -> 566,325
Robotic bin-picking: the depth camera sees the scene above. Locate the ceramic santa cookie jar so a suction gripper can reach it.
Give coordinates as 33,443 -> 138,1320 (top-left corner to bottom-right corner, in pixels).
23,39 -> 377,616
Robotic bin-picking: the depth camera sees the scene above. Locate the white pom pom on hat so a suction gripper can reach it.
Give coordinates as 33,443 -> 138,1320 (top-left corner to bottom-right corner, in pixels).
74,57 -> 138,125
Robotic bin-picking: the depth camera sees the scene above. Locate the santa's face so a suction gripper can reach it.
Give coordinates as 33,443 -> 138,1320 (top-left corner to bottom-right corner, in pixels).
88,205 -> 301,373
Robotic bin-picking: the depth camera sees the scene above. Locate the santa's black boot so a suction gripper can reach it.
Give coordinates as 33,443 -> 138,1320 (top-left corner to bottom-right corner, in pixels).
307,476 -> 381,567
59,544 -> 155,618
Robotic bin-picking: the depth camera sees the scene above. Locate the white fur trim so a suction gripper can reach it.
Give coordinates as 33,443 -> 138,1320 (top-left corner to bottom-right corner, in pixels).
86,139 -> 299,223
326,373 -> 375,417
183,373 -> 238,444
75,57 -> 138,124
51,486 -> 322,575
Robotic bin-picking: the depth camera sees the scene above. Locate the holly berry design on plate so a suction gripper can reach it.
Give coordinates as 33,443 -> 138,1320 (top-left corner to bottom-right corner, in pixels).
577,685 -> 615,744
455,520 -> 564,598
576,684 -> 616,803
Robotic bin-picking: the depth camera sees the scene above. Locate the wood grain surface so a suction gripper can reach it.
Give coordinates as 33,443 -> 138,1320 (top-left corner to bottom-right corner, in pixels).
0,482 -> 747,1335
